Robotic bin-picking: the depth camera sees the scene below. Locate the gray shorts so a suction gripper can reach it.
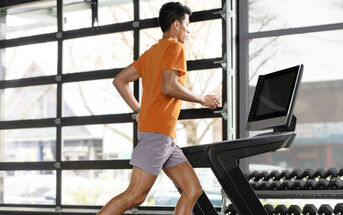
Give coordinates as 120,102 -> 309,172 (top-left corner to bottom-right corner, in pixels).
129,132 -> 187,175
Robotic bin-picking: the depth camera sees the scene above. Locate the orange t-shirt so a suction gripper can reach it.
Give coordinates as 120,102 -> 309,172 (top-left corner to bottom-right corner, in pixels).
131,37 -> 187,139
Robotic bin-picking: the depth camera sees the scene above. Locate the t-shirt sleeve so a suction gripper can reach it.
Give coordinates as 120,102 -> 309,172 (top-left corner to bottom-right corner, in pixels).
162,42 -> 187,76
131,51 -> 145,76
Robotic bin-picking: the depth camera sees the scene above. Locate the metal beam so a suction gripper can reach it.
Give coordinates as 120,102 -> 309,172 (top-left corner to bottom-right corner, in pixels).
237,0 -> 250,176
0,57 -> 223,89
0,108 -> 221,130
0,0 -> 45,9
0,206 -> 180,215
246,22 -> 343,39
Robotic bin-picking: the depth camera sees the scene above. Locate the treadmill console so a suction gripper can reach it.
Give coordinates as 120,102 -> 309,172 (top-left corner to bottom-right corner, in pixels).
246,65 -> 303,131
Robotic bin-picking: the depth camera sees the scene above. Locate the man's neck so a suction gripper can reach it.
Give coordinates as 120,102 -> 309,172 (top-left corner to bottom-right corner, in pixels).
162,32 -> 178,42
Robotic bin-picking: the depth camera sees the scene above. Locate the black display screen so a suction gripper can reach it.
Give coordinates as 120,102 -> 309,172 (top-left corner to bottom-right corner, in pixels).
248,66 -> 300,122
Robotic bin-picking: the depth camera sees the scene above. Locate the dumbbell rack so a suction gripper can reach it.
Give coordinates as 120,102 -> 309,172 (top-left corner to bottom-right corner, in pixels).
182,131 -> 296,215
249,167 -> 343,199
256,190 -> 343,199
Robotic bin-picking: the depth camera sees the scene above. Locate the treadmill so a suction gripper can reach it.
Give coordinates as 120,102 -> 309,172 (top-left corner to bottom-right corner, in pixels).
181,64 -> 304,215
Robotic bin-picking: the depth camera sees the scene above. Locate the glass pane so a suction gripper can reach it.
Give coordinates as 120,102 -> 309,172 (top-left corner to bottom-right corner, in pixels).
182,69 -> 222,109
144,168 -> 221,207
140,0 -> 221,19
195,168 -> 221,207
62,169 -> 131,205
139,27 -> 161,56
0,170 -> 56,204
248,30 -> 343,170
0,128 -> 56,162
63,0 -> 91,31
249,31 -> 343,84
139,19 -> 222,60
62,79 -> 132,117
63,32 -> 133,73
0,84 -> 57,121
175,118 -> 222,146
62,169 -> 221,206
249,0 -> 343,32
1,42 -> 57,80
63,0 -> 133,31
178,0 -> 222,13
185,19 -> 222,60
0,1 -> 57,39
62,123 -> 133,161
144,171 -> 179,206
98,0 -> 133,25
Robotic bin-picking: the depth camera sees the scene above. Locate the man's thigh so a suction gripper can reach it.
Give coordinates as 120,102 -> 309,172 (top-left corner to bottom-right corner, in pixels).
162,161 -> 202,192
128,166 -> 158,193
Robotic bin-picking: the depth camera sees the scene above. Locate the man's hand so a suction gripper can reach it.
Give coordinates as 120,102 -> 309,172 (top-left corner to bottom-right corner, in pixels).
200,95 -> 221,109
136,113 -> 140,123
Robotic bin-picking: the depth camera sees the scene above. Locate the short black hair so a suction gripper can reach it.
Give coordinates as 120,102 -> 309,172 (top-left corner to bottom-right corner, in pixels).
158,2 -> 192,33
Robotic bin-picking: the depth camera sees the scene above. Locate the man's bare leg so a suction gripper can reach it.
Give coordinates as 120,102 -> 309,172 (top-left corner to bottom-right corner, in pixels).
163,161 -> 203,215
97,167 -> 157,215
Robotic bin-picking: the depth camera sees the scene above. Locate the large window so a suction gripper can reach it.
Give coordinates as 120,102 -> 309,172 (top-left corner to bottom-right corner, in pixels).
241,0 -> 343,208
247,0 -> 343,173
249,31 -> 343,170
0,0 -> 227,212
249,0 -> 343,32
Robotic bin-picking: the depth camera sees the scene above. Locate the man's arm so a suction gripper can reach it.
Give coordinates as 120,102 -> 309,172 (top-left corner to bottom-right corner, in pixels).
161,70 -> 220,109
113,65 -> 140,112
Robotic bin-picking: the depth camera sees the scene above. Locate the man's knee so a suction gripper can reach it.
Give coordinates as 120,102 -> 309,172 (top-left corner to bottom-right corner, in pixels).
127,190 -> 148,207
192,185 -> 203,199
183,184 -> 203,201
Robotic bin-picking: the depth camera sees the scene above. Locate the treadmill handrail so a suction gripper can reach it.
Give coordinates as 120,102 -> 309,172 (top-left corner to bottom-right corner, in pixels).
205,132 -> 295,160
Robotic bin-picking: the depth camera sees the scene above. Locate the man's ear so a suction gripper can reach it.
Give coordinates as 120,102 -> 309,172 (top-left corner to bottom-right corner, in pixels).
172,20 -> 181,31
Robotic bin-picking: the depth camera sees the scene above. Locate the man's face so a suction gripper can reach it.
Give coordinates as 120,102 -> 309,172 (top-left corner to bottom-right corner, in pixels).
177,14 -> 190,44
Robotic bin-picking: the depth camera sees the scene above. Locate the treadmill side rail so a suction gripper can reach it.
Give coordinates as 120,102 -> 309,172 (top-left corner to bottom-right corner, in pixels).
180,132 -> 296,215
207,132 -> 296,215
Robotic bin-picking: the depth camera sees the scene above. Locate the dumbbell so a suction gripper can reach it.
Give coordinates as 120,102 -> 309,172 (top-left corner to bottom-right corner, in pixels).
269,170 -> 281,181
248,171 -> 260,189
334,203 -> 343,215
329,177 -> 343,189
258,180 -> 271,190
250,181 -> 259,189
302,204 -> 318,215
248,171 -> 261,188
304,168 -> 326,190
316,168 -> 339,190
249,171 -> 269,190
329,168 -> 343,189
256,171 -> 270,183
258,171 -> 280,190
273,204 -> 288,215
318,204 -> 333,215
286,204 -> 301,215
291,168 -> 314,190
280,169 -> 302,190
268,170 -> 291,190
225,204 -> 237,215
264,204 -> 274,215
248,171 -> 260,182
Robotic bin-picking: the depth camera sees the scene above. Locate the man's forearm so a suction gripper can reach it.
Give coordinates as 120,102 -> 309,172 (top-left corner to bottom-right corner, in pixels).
161,70 -> 220,109
113,65 -> 141,112
162,81 -> 203,104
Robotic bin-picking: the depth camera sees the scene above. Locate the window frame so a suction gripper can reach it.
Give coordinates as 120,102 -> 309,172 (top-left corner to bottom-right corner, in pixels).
0,0 -> 230,212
